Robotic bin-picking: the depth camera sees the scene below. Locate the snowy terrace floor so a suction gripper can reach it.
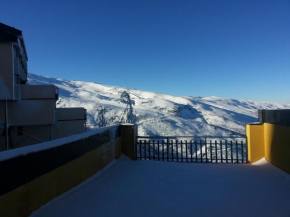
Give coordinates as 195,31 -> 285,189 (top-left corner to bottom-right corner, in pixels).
30,156 -> 290,217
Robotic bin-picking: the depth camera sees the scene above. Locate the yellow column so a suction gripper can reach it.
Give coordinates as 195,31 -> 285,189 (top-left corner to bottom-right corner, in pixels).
246,124 -> 265,163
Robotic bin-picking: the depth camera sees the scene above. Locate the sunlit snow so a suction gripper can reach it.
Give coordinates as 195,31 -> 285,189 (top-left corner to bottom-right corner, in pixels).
28,73 -> 290,136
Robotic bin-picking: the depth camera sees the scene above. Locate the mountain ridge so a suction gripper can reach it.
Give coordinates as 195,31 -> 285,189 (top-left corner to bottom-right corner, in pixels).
28,73 -> 290,136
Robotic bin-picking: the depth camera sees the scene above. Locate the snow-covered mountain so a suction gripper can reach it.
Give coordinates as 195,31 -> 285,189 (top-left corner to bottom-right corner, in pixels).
28,73 -> 290,137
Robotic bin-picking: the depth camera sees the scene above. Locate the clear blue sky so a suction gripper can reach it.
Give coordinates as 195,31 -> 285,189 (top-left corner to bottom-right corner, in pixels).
1,0 -> 289,103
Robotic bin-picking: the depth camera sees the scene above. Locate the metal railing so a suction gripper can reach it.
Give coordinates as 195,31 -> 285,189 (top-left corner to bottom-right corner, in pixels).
136,136 -> 248,163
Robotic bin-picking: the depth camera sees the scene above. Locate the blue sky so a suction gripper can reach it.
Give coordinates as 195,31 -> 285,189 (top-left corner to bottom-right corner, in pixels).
1,0 -> 289,103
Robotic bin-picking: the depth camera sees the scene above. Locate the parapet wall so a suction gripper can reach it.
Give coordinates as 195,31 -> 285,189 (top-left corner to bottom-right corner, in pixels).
246,123 -> 264,163
0,124 -> 137,217
247,109 -> 290,174
264,123 -> 290,174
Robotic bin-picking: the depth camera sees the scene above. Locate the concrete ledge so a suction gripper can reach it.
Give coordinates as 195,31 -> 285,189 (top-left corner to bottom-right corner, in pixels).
0,125 -> 124,217
0,139 -> 121,217
2,100 -> 56,126
56,108 -> 86,121
20,85 -> 58,100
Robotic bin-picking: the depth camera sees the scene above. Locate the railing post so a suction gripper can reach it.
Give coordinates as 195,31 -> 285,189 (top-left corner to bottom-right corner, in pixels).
181,140 -> 183,162
153,140 -> 156,161
145,140 -> 147,160
158,140 -> 160,161
190,140 -> 193,162
225,140 -> 228,163
195,140 -> 198,162
176,140 -> 178,162
171,140 -> 174,161
120,124 -> 138,160
162,140 -> 165,161
149,140 -> 151,160
231,141 -> 233,163
236,141 -> 238,163
205,137 -> 208,163
241,141 -> 244,163
200,140 -> 203,163
210,140 -> 213,163
220,140 -> 223,163
167,138 -> 169,161
186,140 -> 188,162
215,140 -> 218,163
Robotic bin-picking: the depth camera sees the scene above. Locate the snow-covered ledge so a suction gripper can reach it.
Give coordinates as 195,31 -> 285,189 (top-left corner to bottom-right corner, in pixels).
0,124 -> 121,162
0,124 -> 137,217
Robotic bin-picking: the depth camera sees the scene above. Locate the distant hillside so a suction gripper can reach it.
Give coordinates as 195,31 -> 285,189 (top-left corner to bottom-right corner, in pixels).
28,73 -> 290,136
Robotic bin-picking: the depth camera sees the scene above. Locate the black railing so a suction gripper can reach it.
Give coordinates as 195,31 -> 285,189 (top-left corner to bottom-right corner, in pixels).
136,136 -> 248,163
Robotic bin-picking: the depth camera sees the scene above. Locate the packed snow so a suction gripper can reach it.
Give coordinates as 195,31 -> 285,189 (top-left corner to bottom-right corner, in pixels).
30,155 -> 290,217
28,73 -> 290,137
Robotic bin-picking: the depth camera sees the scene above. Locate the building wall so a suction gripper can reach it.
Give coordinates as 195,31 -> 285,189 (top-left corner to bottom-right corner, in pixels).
0,43 -> 14,99
52,120 -> 85,140
0,102 -> 87,151
247,110 -> 290,174
0,125 -> 51,151
0,24 -> 87,152
56,107 -> 86,120
52,107 -> 86,139
8,125 -> 52,150
264,123 -> 290,174
20,85 -> 58,100
5,100 -> 56,126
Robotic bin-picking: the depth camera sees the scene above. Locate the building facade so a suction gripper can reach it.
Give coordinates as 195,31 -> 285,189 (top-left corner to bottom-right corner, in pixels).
0,23 -> 87,151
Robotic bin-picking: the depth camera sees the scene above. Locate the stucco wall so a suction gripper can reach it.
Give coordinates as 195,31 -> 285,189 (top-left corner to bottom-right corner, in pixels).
246,123 -> 290,174
246,124 -> 264,163
264,123 -> 290,174
0,43 -> 14,99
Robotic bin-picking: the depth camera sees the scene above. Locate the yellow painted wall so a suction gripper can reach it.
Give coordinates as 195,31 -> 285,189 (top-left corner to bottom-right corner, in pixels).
247,122 -> 290,174
121,125 -> 138,160
246,124 -> 264,163
0,138 -> 121,217
264,123 -> 290,174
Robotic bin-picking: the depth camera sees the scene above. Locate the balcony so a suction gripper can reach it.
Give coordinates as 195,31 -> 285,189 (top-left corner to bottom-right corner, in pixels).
20,85 -> 58,100
3,100 -> 56,126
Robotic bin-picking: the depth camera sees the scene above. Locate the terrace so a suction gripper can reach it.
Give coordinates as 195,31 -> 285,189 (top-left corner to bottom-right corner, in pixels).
30,155 -> 290,217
